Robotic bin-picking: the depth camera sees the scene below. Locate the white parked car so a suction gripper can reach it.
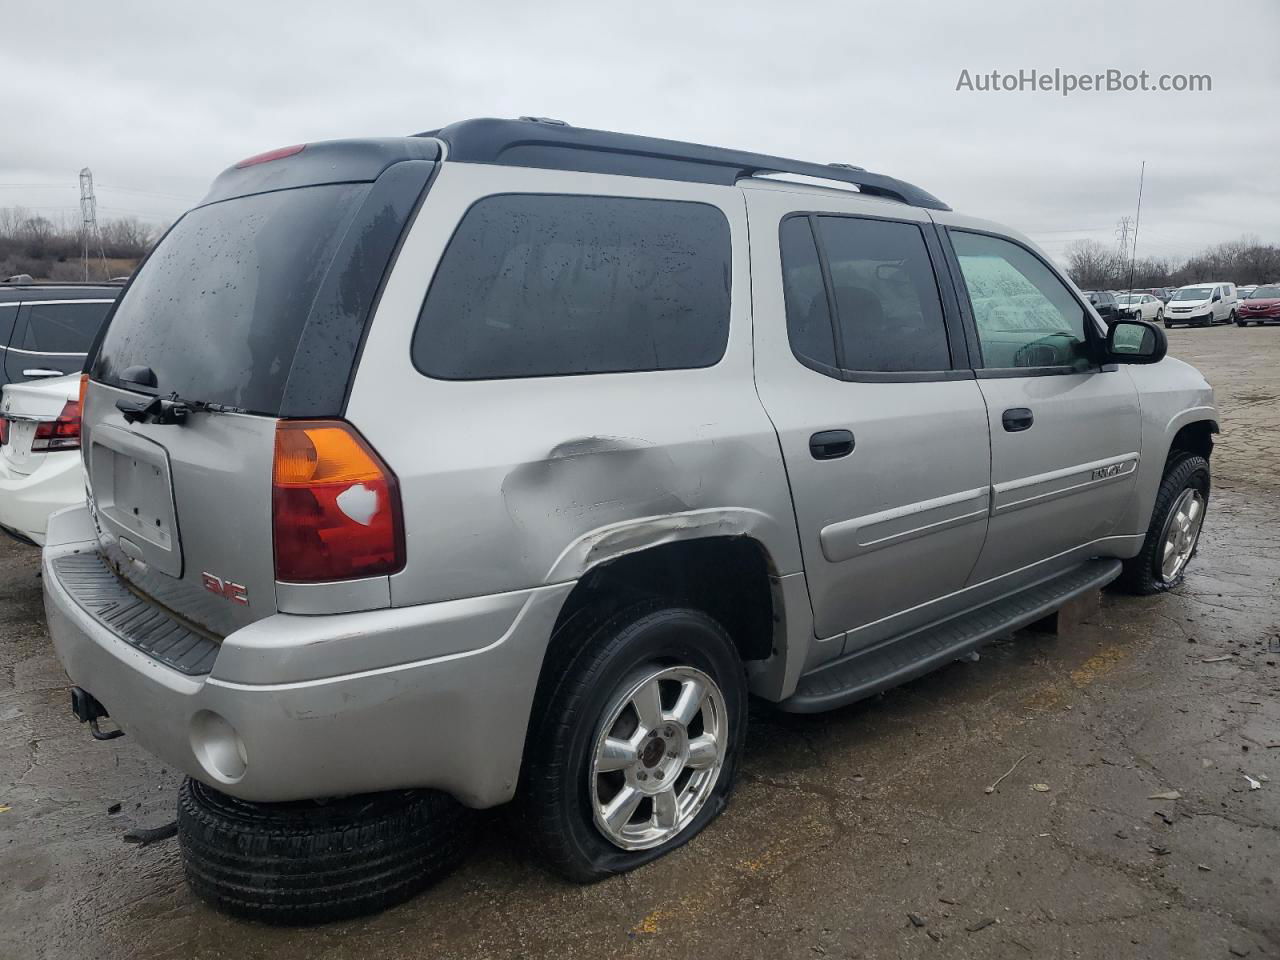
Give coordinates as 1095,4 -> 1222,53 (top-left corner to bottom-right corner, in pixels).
1116,293 -> 1164,322
0,373 -> 83,545
1164,282 -> 1238,327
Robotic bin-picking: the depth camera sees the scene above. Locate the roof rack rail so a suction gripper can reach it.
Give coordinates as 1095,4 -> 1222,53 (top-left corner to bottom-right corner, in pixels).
414,118 -> 949,211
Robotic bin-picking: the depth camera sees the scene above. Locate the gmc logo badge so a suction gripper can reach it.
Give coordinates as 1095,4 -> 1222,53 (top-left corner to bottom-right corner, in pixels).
202,572 -> 249,606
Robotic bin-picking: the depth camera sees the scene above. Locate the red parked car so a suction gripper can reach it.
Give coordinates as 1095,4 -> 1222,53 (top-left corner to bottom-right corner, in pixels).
1236,284 -> 1280,326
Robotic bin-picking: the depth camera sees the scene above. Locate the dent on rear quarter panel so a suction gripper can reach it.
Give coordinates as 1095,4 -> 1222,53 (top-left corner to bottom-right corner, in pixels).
500,433 -> 788,579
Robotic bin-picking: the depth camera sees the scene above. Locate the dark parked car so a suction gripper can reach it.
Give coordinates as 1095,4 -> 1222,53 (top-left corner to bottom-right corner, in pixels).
1084,290 -> 1122,323
0,282 -> 122,388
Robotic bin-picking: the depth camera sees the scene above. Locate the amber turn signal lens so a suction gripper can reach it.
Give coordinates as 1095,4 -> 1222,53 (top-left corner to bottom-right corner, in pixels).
273,422 -> 386,486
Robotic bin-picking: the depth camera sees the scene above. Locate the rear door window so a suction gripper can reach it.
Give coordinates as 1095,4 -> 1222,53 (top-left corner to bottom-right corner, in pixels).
779,217 -> 836,369
15,300 -> 112,354
817,215 -> 952,373
412,194 -> 731,380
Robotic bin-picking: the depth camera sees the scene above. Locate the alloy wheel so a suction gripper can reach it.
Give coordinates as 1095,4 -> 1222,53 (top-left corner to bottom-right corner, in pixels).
1160,487 -> 1206,582
588,665 -> 727,851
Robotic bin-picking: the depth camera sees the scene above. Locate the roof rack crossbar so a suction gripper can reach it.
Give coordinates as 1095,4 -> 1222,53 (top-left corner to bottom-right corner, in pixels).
415,118 -> 950,211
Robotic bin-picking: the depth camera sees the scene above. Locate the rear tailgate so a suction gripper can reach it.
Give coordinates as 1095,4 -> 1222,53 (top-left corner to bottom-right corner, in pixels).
79,140 -> 436,637
83,382 -> 277,635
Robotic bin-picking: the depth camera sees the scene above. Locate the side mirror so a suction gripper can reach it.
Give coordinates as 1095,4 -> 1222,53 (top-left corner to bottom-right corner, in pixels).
1107,319 -> 1166,365
1212,293 -> 1221,302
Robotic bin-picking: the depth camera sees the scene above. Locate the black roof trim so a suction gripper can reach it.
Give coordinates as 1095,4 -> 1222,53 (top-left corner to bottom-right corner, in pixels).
416,118 -> 950,211
201,138 -> 441,206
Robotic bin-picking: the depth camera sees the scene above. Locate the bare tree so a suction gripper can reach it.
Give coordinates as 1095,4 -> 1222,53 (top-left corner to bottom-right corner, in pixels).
1065,239 -> 1123,289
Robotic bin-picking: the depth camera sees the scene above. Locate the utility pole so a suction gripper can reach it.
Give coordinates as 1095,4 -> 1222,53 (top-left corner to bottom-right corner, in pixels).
79,168 -> 108,281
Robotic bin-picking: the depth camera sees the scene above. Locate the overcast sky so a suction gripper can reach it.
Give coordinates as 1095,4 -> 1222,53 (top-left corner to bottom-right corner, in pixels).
4,0 -> 1277,265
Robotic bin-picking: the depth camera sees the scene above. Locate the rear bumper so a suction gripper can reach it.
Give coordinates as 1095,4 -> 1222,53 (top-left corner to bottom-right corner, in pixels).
0,450 -> 82,546
43,505 -> 572,808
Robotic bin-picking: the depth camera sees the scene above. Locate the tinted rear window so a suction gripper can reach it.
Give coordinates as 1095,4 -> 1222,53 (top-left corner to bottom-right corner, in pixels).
816,216 -> 951,373
18,300 -> 112,354
412,194 -> 731,380
94,183 -> 373,414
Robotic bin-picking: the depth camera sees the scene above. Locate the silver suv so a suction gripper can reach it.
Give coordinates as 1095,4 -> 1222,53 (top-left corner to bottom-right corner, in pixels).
44,119 -> 1217,918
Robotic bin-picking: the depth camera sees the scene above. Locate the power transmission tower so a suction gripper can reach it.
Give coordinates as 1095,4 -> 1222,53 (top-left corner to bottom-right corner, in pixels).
1114,216 -> 1132,258
79,168 -> 108,281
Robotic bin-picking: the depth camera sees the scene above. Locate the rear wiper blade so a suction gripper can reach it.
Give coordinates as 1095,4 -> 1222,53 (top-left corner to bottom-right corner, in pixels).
116,392 -> 246,425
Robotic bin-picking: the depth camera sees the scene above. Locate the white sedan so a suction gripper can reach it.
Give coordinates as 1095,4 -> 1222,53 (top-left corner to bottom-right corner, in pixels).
0,373 -> 84,545
1116,293 -> 1164,322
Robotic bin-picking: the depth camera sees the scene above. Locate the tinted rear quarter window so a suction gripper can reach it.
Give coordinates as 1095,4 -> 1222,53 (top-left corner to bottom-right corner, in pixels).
412,194 -> 731,379
18,301 -> 112,354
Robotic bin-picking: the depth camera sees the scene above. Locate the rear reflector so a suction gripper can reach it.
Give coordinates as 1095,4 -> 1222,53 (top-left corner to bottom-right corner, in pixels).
235,144 -> 306,168
32,399 -> 82,452
272,420 -> 404,582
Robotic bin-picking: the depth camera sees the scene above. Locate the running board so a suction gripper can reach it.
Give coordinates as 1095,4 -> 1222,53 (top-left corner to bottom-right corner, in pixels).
780,558 -> 1123,714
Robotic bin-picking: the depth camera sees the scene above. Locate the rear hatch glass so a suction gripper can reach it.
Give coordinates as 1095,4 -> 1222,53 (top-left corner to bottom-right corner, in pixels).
95,182 -> 372,415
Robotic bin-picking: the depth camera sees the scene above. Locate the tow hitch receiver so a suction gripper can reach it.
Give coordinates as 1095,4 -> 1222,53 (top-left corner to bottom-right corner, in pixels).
70,687 -> 125,741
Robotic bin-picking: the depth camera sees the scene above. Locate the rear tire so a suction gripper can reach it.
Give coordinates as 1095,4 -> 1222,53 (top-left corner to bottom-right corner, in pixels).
523,602 -> 747,883
1118,454 -> 1210,595
178,779 -> 472,925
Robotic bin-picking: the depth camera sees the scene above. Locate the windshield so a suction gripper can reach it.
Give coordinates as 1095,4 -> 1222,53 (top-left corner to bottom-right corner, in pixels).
1172,287 -> 1212,301
1248,285 -> 1280,299
93,183 -> 373,415
1117,295 -> 1140,304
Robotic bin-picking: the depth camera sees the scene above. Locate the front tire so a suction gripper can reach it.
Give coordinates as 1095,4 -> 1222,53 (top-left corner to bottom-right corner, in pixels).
1118,454 -> 1210,595
524,603 -> 747,883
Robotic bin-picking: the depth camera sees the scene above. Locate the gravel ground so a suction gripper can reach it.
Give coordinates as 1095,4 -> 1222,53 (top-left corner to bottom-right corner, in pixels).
1,325 -> 1277,960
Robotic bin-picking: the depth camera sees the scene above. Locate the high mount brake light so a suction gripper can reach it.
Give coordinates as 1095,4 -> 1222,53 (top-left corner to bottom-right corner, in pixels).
235,144 -> 306,168
271,420 -> 404,582
32,398 -> 82,452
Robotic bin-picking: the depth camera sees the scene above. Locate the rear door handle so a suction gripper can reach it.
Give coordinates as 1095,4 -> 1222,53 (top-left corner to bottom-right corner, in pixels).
1002,407 -> 1034,432
809,429 -> 855,460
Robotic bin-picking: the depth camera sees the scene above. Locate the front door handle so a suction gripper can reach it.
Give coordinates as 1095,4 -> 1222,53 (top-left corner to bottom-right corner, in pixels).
1002,407 -> 1034,432
809,429 -> 855,460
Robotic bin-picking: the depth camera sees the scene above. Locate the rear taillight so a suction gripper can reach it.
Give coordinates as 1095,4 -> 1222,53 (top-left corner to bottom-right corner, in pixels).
32,399 -> 82,452
0,417 -> 8,447
271,420 -> 404,583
